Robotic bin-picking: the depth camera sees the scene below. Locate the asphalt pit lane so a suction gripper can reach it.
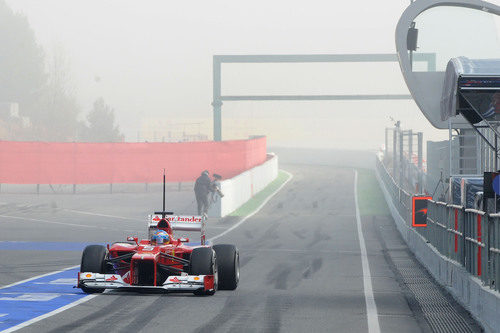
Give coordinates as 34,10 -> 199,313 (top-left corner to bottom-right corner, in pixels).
267,265 -> 291,290
302,258 -> 323,279
244,230 -> 254,239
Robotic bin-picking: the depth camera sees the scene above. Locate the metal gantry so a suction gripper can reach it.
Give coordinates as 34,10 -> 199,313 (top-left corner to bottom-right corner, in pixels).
212,53 -> 436,141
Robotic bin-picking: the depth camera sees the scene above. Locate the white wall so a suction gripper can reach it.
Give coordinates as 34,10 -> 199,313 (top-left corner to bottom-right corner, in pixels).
208,154 -> 278,218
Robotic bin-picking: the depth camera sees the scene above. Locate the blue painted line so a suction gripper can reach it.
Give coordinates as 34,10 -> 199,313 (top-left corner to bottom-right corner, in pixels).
0,267 -> 87,331
0,242 -> 103,251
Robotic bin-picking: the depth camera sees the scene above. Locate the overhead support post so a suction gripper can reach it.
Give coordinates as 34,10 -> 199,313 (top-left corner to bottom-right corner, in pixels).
408,129 -> 413,191
400,130 -> 404,187
393,126 -> 398,178
212,58 -> 222,141
385,128 -> 389,156
417,132 -> 423,193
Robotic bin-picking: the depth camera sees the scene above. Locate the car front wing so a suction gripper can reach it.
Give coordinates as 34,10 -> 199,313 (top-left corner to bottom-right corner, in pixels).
78,272 -> 215,293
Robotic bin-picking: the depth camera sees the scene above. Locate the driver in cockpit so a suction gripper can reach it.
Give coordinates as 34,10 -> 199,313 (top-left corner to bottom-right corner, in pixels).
151,229 -> 170,245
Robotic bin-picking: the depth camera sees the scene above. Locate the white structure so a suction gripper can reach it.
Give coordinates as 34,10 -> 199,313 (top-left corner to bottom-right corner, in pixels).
208,154 -> 278,218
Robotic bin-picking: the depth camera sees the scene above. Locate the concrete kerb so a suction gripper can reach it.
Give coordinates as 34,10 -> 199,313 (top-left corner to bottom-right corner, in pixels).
375,165 -> 500,333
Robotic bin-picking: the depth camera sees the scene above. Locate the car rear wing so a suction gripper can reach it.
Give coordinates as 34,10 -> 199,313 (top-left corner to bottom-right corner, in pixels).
148,214 -> 207,245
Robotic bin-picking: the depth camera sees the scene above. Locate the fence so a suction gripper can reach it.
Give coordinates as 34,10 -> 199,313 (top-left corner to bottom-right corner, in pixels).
377,157 -> 500,292
0,137 -> 267,185
384,125 -> 425,194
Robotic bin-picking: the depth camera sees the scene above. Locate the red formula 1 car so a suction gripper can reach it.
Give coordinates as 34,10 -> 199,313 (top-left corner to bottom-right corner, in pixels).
78,213 -> 239,295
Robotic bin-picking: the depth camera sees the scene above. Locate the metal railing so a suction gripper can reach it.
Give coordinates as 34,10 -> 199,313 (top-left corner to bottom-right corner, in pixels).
377,157 -> 500,292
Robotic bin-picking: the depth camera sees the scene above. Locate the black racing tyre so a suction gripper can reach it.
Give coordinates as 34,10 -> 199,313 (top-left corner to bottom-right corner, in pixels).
213,244 -> 239,290
80,245 -> 107,294
189,247 -> 217,296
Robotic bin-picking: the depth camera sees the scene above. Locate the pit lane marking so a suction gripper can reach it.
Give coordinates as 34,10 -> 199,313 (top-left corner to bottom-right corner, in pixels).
0,266 -> 98,333
354,170 -> 381,333
209,170 -> 293,242
60,208 -> 142,221
34,278 -> 76,285
0,295 -> 97,333
0,293 -> 76,302
0,214 -> 123,231
0,266 -> 79,290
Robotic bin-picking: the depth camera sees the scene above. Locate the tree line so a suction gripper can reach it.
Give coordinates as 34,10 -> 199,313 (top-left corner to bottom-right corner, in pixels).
0,0 -> 123,142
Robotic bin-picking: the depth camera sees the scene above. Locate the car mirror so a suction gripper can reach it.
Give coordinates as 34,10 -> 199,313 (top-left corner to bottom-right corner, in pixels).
127,236 -> 139,245
178,237 -> 189,242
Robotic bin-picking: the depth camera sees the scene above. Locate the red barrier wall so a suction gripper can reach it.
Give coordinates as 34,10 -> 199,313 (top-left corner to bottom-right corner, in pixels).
0,137 -> 267,184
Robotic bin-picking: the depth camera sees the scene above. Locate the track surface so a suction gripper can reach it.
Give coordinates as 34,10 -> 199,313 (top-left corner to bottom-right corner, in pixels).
0,164 -> 481,332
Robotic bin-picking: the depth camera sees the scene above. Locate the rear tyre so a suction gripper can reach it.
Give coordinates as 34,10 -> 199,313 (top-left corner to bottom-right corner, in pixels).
80,245 -> 107,294
189,247 -> 217,296
213,244 -> 239,290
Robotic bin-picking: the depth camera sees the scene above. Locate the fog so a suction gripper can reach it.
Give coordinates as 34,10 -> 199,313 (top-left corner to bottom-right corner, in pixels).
3,0 -> 500,149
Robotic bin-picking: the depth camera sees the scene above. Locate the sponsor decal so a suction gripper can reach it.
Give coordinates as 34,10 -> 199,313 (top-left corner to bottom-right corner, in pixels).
169,277 -> 180,283
193,277 -> 200,281
122,271 -> 130,284
105,275 -> 118,282
174,216 -> 202,223
151,215 -> 202,223
85,274 -> 92,278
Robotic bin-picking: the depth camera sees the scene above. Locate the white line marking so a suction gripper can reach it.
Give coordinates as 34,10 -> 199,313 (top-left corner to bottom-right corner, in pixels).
0,294 -> 97,333
60,208 -> 141,221
0,265 -> 79,290
0,265 -> 98,333
0,214 -> 120,231
354,170 -> 380,333
209,170 -> 293,242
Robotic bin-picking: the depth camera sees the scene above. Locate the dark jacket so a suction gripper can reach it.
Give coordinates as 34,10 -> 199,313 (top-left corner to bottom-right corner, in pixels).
194,173 -> 212,196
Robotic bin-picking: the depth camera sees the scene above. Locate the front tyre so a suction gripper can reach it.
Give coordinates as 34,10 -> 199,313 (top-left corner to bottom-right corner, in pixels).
80,245 -> 107,294
213,244 -> 239,290
189,247 -> 217,295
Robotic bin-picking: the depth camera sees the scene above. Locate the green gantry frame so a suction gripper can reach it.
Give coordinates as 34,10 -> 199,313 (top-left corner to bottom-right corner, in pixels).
212,53 -> 436,141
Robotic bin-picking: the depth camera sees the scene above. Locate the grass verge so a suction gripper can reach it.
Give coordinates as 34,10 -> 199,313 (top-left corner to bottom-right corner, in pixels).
357,168 -> 390,217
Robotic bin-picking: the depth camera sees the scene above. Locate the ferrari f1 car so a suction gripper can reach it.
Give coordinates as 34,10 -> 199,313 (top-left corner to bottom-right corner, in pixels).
78,213 -> 239,295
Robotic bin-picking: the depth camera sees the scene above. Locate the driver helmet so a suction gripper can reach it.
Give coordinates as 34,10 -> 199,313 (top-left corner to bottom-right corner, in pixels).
151,230 -> 170,244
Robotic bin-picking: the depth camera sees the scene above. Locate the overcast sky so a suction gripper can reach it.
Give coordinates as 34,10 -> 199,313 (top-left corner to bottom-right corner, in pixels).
5,0 -> 500,149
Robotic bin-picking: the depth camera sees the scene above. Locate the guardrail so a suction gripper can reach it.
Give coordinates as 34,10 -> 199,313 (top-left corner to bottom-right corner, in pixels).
377,157 -> 500,292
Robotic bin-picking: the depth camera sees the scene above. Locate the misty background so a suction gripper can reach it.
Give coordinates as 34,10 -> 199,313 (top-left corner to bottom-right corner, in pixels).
2,0 -> 500,149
